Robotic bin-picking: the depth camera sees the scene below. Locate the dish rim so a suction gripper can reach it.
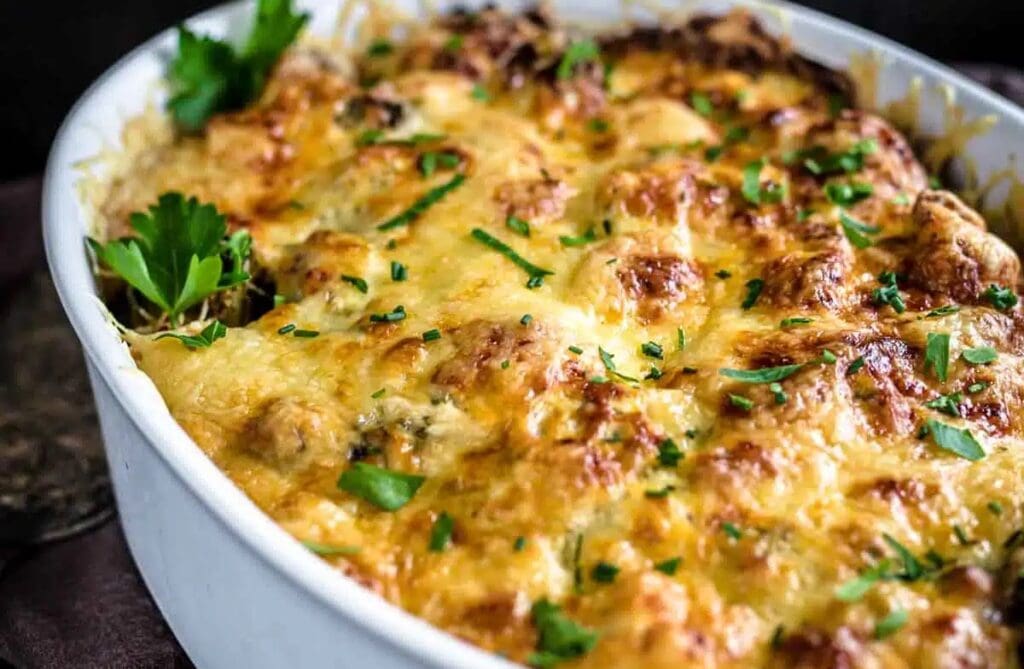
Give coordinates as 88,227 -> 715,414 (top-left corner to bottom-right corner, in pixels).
41,0 -> 1024,666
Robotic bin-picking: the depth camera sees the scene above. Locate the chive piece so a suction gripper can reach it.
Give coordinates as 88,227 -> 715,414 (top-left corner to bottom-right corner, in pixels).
514,536 -> 526,551
301,540 -> 360,556
366,38 -> 393,57
641,341 -> 664,359
780,317 -> 813,328
872,272 -> 906,314
835,559 -> 891,602
443,34 -> 463,52
559,227 -> 598,247
644,365 -> 663,380
506,215 -> 531,237
428,512 -> 454,551
390,260 -> 408,281
926,419 -> 985,461
469,228 -> 554,286
591,562 -> 619,583
874,609 -> 908,640
690,91 -> 714,117
961,347 -> 997,365
422,329 -> 442,342
729,394 -> 753,411
720,364 -> 803,384
556,39 -> 600,80
645,485 -> 675,498
277,323 -> 297,335
819,349 -> 837,365
654,557 -> 681,575
769,382 -> 787,404
471,83 -> 490,101
983,284 -> 1018,310
657,438 -> 683,467
839,210 -> 880,249
882,534 -> 924,580
715,269 -> 732,279
568,345 -> 584,355
369,305 -> 406,323
520,314 -> 533,325
598,347 -> 617,371
293,329 -> 320,338
341,274 -> 368,293
371,388 -> 385,399
722,522 -> 742,540
704,145 -> 723,162
587,118 -> 610,133
155,320 -> 228,350
741,278 -> 764,310
926,305 -> 959,318
847,357 -> 865,375
377,174 -> 466,231
336,462 -> 425,511
677,328 -> 686,350
989,501 -> 1003,516
356,128 -> 385,146
500,359 -> 510,369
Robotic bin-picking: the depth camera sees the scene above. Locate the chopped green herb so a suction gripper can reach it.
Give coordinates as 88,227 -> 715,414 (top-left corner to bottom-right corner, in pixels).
366,38 -> 393,57
926,305 -> 960,318
780,317 -> 813,328
443,34 -> 463,51
337,462 -> 425,511
961,347 -> 997,365
929,175 -> 942,188
521,314 -> 534,325
559,228 -> 598,247
301,540 -> 360,556
156,319 -> 228,349
390,261 -> 408,281
984,284 -> 1018,310
428,511 -> 454,551
644,366 -> 663,380
741,159 -> 785,206
677,327 -> 686,350
742,278 -> 765,310
802,139 -> 877,176
506,215 -> 531,237
377,174 -> 466,231
953,524 -> 973,546
418,150 -> 460,178
514,536 -> 527,551
883,534 -> 925,580
500,359 -> 510,369
769,382 -> 787,404
797,208 -> 813,221
293,329 -> 320,338
568,345 -> 584,355
714,269 -> 732,279
422,329 -> 442,342
839,210 -> 880,248
872,272 -> 906,314
847,357 -> 865,375
722,522 -> 743,540
277,323 -> 296,335
273,293 -> 286,307
528,599 -> 599,668
892,192 -> 911,206
690,91 -> 714,117
598,347 -> 617,371
720,364 -> 803,384
641,341 -> 664,359
770,625 -> 785,649
825,181 -> 874,206
654,557 -> 681,575
874,609 -> 908,640
591,562 -> 619,583
556,39 -> 601,80
729,393 -> 754,411
644,485 -> 675,498
818,349 -> 837,365
471,83 -> 490,101
924,332 -> 950,382
926,419 -> 985,461
369,305 -> 407,323
989,501 -> 1004,516
340,274 -> 368,293
586,118 -> 610,133
657,438 -> 683,467
371,388 -> 385,399
967,381 -> 989,394
470,228 -> 554,286
704,145 -> 723,162
724,126 -> 750,144
924,391 -> 962,417
835,558 -> 892,602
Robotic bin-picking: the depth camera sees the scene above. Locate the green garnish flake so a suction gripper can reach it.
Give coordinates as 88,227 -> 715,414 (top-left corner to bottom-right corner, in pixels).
654,557 -> 681,575
924,332 -> 950,382
369,305 -> 407,323
470,228 -> 554,287
377,174 -> 466,231
847,357 -> 865,375
641,341 -> 664,359
340,274 -> 368,293
839,210 -> 880,248
521,314 -> 534,326
924,391 -> 962,417
644,485 -> 675,498
277,323 -> 296,335
769,382 -> 787,404
156,320 -> 227,350
644,366 -> 663,380
598,347 -> 617,371
419,150 -> 461,178
471,83 -> 490,101
422,329 -> 442,342
556,39 -> 601,80
926,305 -> 960,318
722,522 -> 743,540
568,345 -> 584,355
366,38 -> 393,57
559,227 -> 598,247
825,181 -> 873,206
371,388 -> 386,399
872,271 -> 906,314
729,394 -> 753,411
677,328 -> 686,350
501,359 -> 511,369
874,609 -> 908,640
714,269 -> 732,279
967,381 -> 989,394
443,34 -> 464,52
689,91 -> 714,117
720,364 -> 802,384
892,192 -> 911,206
587,118 -> 610,133
429,511 -> 454,551
390,260 -> 408,281
337,462 -> 425,511
301,540 -> 360,556
802,139 -> 877,176
591,562 -> 619,583
741,159 -> 786,206
983,284 -> 1018,310
514,536 -> 527,551
506,215 -> 531,237
293,329 -> 320,338
741,278 -> 765,310
87,193 -> 250,325
819,349 -> 837,365
528,599 -> 599,668
780,317 -> 813,328
989,501 -> 1004,516
835,558 -> 892,602
962,346 -> 997,365
167,0 -> 309,131
657,438 -> 683,467
925,419 -> 984,461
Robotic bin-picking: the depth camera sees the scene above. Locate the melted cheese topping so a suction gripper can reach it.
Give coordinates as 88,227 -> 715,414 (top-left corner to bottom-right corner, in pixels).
98,8 -> 1024,668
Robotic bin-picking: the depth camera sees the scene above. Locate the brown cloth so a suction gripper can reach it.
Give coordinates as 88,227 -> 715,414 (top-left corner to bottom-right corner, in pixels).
0,64 -> 1020,669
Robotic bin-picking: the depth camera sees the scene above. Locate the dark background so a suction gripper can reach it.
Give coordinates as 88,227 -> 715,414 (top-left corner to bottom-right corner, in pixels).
0,0 -> 1022,181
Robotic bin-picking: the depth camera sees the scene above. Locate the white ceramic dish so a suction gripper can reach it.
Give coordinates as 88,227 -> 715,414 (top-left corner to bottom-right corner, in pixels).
43,1 -> 1024,666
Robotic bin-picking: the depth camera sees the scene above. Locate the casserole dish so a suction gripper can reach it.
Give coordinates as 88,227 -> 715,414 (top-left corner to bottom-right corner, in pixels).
43,0 -> 1024,667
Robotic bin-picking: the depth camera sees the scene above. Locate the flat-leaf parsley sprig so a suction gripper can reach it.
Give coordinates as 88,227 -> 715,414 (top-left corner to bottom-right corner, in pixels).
88,192 -> 251,326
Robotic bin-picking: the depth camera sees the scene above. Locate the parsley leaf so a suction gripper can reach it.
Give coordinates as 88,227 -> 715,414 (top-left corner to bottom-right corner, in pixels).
641,341 -> 664,359
591,562 -> 619,583
802,139 -> 877,176
155,319 -> 227,349
336,462 -> 425,511
741,159 -> 785,206
962,346 -> 997,365
925,419 -> 985,461
654,557 -> 681,575
824,181 -> 873,206
741,278 -> 764,310
924,332 -> 950,382
556,40 -> 601,80
984,284 -> 1018,310
559,227 -> 598,247
780,317 -> 813,328
839,211 -> 879,248
874,609 -> 908,640
923,391 -> 962,417
872,271 -> 906,314
720,364 -> 802,384
528,599 -> 599,667
690,91 -> 714,117
89,192 -> 247,325
657,438 -> 683,467
728,393 -> 754,411
835,558 -> 892,602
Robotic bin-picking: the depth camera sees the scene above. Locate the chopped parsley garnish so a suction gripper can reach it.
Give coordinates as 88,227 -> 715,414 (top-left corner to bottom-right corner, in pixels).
983,284 -> 1018,310
501,359 -> 511,369
924,391 -> 962,417
657,438 -> 683,467
471,83 -> 490,101
714,269 -> 732,279
559,228 -> 598,247
422,329 -> 442,342
802,139 -> 877,176
301,540 -> 360,556
506,215 -> 531,237
839,211 -> 880,248
926,305 -> 960,318
924,332 -> 950,382
770,625 -> 785,649
729,393 -> 753,411
989,501 -> 1004,516
892,192 -> 911,206
644,485 -> 675,498
962,346 -> 997,364
568,345 -> 584,355
644,366 -> 663,380
443,34 -> 464,52
167,0 -> 308,130
824,181 -> 873,206
390,261 -> 408,281
371,388 -> 386,399
641,341 -> 664,359
293,329 -> 320,338
591,562 -> 619,583
967,381 -> 989,394
155,319 -> 227,349
780,317 -> 813,328
872,271 -> 906,314
689,91 -> 714,117
847,357 -> 865,375
340,274 -> 368,293
883,533 -> 925,580
677,328 -> 686,350
528,599 -> 599,668
88,193 -> 250,325
419,150 -> 460,178
769,382 -> 787,404
358,132 -> 445,148
514,536 -> 527,551
654,557 -> 681,575
835,559 -> 892,601
277,323 -> 296,335
741,159 -> 786,206
556,39 -> 601,80
470,228 -> 554,287
722,522 -> 743,540
741,278 -> 765,310
875,610 -> 908,640
336,462 -> 425,511
954,524 -> 974,546
704,145 -> 723,162
586,118 -> 610,133
521,314 -> 534,326
369,305 -> 407,323
797,208 -> 813,221
724,126 -> 750,144
926,419 -> 985,461
818,349 -> 837,365
428,512 -> 454,551
366,38 -> 393,57
356,129 -> 385,146
720,364 -> 803,384
377,174 -> 466,231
